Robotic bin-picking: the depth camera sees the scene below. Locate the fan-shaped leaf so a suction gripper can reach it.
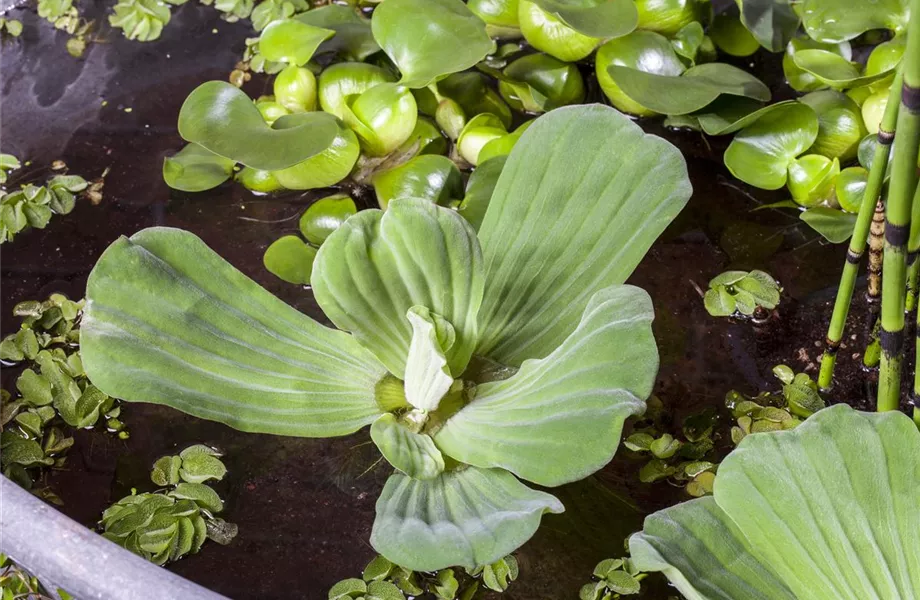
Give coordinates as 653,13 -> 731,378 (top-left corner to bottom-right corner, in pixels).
370,467 -> 564,571
435,285 -> 653,487
312,198 -> 483,378
81,228 -> 387,437
475,104 -> 691,366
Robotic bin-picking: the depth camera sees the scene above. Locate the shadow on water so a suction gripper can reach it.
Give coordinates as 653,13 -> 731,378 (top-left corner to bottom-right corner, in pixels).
0,4 -> 874,599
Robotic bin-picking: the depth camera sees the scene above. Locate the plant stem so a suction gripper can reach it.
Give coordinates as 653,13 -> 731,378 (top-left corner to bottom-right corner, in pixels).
878,4 -> 920,411
906,255 -> 920,311
817,75 -> 903,390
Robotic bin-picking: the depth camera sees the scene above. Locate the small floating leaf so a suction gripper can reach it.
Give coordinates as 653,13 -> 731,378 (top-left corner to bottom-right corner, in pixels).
263,235 -> 317,285
163,143 -> 235,192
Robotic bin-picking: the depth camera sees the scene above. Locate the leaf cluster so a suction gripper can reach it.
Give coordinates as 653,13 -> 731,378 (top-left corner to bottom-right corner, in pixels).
1,295 -> 126,493
579,557 -> 646,600
330,554 -> 518,600
0,166 -> 88,243
702,270 -> 781,318
100,444 -> 236,565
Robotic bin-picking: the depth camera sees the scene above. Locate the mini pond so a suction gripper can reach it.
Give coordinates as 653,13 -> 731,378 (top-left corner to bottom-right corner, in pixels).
1,0 -> 917,599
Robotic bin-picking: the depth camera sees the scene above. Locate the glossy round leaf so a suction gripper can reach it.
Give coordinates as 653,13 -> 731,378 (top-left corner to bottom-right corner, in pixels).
529,0 -> 638,38
263,235 -> 317,285
299,194 -> 357,246
792,49 -> 895,90
834,166 -> 868,213
799,90 -> 867,161
800,207 -> 856,243
500,53 -> 585,113
372,155 -> 463,210
518,0 -> 601,62
634,0 -> 705,37
595,30 -> 686,116
342,83 -> 418,157
371,0 -> 494,88
696,99 -> 795,136
799,0 -> 909,43
273,65 -> 317,113
608,62 -> 770,116
709,11 -> 759,57
259,19 -> 335,66
162,143 -> 235,192
787,154 -> 839,207
318,63 -> 395,120
295,5 -> 379,61
272,122 -> 360,190
177,81 -> 340,171
724,102 -> 819,190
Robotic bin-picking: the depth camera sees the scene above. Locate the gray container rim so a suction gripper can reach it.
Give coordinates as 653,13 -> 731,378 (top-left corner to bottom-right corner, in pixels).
0,475 -> 229,600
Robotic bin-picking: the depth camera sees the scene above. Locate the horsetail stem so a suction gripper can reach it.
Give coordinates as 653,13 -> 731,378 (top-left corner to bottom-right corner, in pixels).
817,75 -> 902,390
878,6 -> 920,411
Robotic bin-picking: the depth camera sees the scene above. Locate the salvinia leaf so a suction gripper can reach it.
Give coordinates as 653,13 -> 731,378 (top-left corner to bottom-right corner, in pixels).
162,143 -> 236,192
177,81 -> 340,171
607,63 -> 770,116
403,306 -> 455,412
312,198 -> 484,379
435,285 -> 654,487
81,227 -> 388,437
529,0 -> 638,39
370,413 -> 445,480
723,102 -> 819,190
631,404 -> 920,600
370,0 -> 494,88
370,466 -> 563,571
475,104 -> 691,366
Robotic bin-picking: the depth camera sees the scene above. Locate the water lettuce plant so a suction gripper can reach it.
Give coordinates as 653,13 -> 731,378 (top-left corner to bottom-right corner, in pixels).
629,404 -> 920,600
81,105 -> 691,570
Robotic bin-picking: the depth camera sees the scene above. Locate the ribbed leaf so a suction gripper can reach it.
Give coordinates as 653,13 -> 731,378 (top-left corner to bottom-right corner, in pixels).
631,405 -> 920,600
404,306 -> 455,412
370,467 -> 564,571
81,228 -> 387,437
475,104 -> 691,366
312,198 -> 484,378
630,497 -> 795,600
370,413 -> 445,480
435,286 -> 653,487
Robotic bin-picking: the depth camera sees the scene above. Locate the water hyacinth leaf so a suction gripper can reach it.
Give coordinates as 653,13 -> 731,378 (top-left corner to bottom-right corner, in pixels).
457,155 -> 506,232
475,105 -> 691,366
299,194 -> 357,246
709,11 -> 759,57
499,53 -> 586,113
370,413 -> 445,480
178,81 -> 340,171
263,235 -> 317,285
608,62 -> 770,116
81,227 -> 388,437
595,30 -> 687,117
162,143 -> 236,192
295,5 -> 379,61
630,496 -> 796,600
723,102 -> 818,190
318,63 -> 395,120
371,0 -> 494,88
799,0 -> 909,43
529,0 -> 638,38
783,38 -> 852,93
272,121 -> 360,190
403,306 -> 455,411
696,99 -> 794,136
436,286 -> 653,486
370,467 -> 564,571
799,91 -> 866,161
670,21 -> 705,63
259,19 -> 334,66
800,208 -> 856,243
792,50 -> 896,90
835,166 -> 867,213
372,155 -> 464,210
312,199 -> 484,379
735,0 -> 799,51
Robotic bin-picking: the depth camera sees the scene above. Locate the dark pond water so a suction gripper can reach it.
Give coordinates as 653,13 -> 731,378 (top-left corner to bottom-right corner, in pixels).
0,3 -> 880,599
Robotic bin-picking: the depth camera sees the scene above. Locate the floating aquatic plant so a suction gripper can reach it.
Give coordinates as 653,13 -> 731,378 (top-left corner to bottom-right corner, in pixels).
82,106 -> 691,570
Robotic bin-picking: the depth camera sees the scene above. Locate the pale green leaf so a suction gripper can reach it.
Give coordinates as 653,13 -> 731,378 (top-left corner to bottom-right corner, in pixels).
800,208 -> 856,243
312,198 -> 483,378
529,0 -> 638,39
403,306 -> 454,412
799,0 -> 909,43
370,413 -> 445,480
81,227 -> 387,437
631,405 -> 920,600
259,18 -> 334,66
475,105 -> 691,366
169,483 -> 223,513
736,0 -> 799,52
435,286 -> 653,486
370,467 -> 563,571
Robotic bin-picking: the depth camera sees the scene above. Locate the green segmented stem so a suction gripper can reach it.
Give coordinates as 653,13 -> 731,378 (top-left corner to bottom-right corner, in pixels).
878,2 -> 920,412
817,75 -> 903,390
